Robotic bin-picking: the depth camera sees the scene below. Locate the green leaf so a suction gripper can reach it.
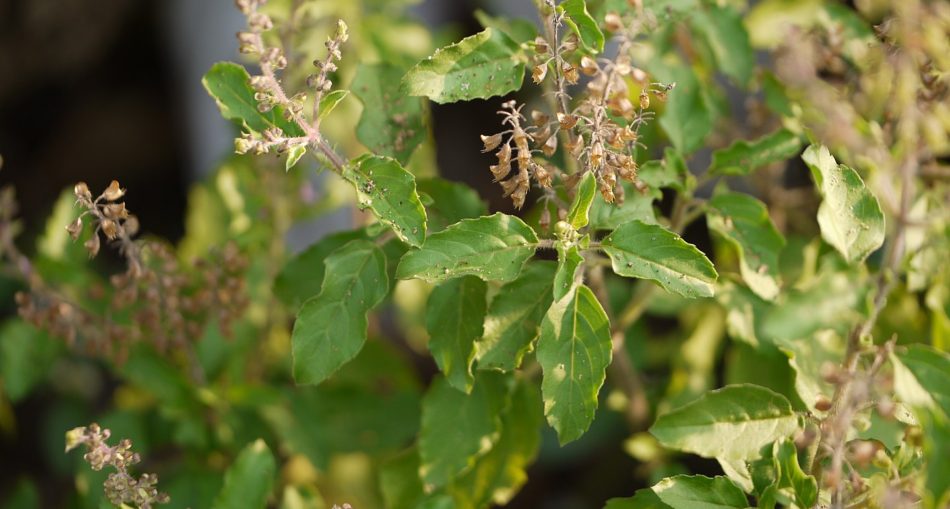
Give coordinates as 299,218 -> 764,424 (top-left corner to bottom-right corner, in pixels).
0,320 -> 61,402
448,379 -> 543,508
554,244 -> 584,301
474,10 -> 538,44
291,240 -> 389,385
403,28 -> 526,104
419,372 -> 513,489
650,384 -> 800,460
351,63 -> 426,164
893,345 -> 950,416
396,213 -> 538,283
211,439 -> 276,509
344,155 -> 427,247
690,5 -> 754,86
538,285 -> 612,444
317,89 -> 349,122
638,148 -> 695,192
706,193 -> 785,301
605,475 -> 749,509
772,439 -> 818,508
760,267 -> 865,343
653,61 -> 716,154
427,276 -> 488,393
274,230 -> 370,309
567,171 -> 597,229
284,145 -> 307,171
778,331 -> 843,415
801,145 -> 885,264
202,62 -> 303,136
589,183 -> 660,230
558,0 -> 605,53
477,261 -> 556,371
416,177 -> 487,231
708,129 -> 801,176
602,221 -> 718,298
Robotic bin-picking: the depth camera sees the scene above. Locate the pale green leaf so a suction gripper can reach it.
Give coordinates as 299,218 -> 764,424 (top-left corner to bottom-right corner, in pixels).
538,285 -> 612,444
448,379 -> 543,508
352,63 -> 426,164
558,0 -> 605,53
605,475 -> 748,509
344,155 -> 427,247
291,240 -> 389,385
772,439 -> 818,508
567,171 -> 597,229
650,384 -> 800,460
778,331 -> 843,415
427,276 -> 488,393
416,177 -> 487,231
691,5 -> 754,86
708,129 -> 801,176
893,345 -> 950,416
211,439 -> 276,509
396,213 -> 538,283
801,145 -> 885,264
760,267 -> 865,343
477,261 -> 556,371
403,28 -> 525,104
474,10 -> 538,44
637,148 -> 695,192
602,220 -> 718,298
706,193 -> 785,301
317,89 -> 349,122
419,372 -> 513,489
589,183 -> 660,230
285,145 -> 307,171
554,244 -> 584,301
202,62 -> 303,136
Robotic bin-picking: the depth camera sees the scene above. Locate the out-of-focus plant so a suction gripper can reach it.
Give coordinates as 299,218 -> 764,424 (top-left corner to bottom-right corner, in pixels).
1,0 -> 948,508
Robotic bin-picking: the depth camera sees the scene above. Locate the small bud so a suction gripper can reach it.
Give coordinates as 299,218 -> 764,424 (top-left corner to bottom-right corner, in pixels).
124,215 -> 140,236
580,56 -> 599,76
532,162 -> 553,187
334,19 -> 349,43
496,143 -> 512,166
100,219 -> 119,240
560,34 -> 578,53
85,234 -> 101,257
533,36 -> 549,54
65,427 -> 87,452
620,125 -> 638,142
542,133 -> 558,156
814,395 -> 833,412
74,182 -> 92,201
490,162 -> 511,182
639,91 -> 650,109
532,64 -> 548,84
557,112 -> 578,129
877,398 -> 896,419
539,206 -> 551,231
562,63 -> 579,85
604,12 -> 623,32
102,180 -> 125,201
66,217 -> 83,240
103,203 -> 128,220
481,133 -> 503,152
590,142 -> 604,167
531,110 -> 550,127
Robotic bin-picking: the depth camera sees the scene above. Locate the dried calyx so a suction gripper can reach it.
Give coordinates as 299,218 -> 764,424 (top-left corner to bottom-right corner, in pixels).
232,0 -> 349,159
66,423 -> 169,508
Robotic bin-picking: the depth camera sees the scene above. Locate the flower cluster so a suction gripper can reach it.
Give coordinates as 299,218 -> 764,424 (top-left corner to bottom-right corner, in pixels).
481,101 -> 555,209
483,5 -> 668,213
232,0 -> 349,160
69,180 -> 141,267
65,423 -> 169,509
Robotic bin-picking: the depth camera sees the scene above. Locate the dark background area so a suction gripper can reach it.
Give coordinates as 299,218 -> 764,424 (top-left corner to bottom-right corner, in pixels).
0,0 -> 717,506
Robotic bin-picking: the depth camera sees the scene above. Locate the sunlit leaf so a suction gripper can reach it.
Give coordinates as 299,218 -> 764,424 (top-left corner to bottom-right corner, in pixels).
344,155 -> 428,247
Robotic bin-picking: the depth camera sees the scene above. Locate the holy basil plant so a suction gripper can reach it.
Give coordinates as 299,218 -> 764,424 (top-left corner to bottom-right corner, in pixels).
0,0 -> 947,508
